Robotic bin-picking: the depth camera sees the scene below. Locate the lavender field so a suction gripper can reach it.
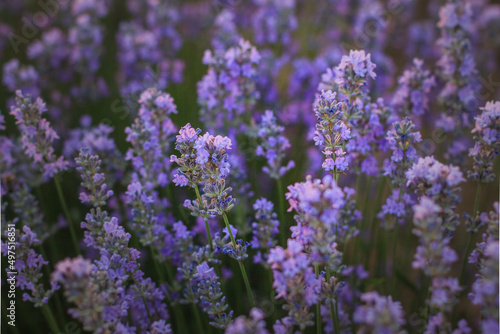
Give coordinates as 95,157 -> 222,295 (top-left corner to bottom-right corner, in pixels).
0,0 -> 499,333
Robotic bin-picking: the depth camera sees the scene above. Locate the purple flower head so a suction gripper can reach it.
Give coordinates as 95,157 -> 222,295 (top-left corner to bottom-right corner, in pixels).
225,308 -> 269,334
251,198 -> 279,264
468,101 -> 500,183
267,240 -> 320,331
253,110 -> 295,179
10,91 -> 68,180
353,292 -> 405,333
198,39 -> 260,133
384,118 -> 422,186
406,156 -> 464,231
172,125 -> 235,218
392,58 -> 436,119
252,0 -> 297,46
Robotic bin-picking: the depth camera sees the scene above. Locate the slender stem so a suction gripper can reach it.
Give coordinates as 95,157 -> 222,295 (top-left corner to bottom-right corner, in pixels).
276,178 -> 287,246
391,223 -> 399,297
149,245 -> 165,283
132,277 -> 152,320
191,303 -> 204,333
326,269 -> 339,333
42,304 -> 60,334
194,185 -> 213,252
459,183 -> 482,286
54,177 -> 80,255
315,265 -> 321,334
390,187 -> 403,296
222,213 -> 255,307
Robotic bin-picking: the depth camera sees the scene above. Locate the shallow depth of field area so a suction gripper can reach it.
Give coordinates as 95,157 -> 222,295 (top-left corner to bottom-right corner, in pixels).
0,0 -> 499,333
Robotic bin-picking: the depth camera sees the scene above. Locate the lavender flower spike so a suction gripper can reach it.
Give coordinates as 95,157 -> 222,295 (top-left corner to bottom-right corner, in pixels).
254,110 -> 295,179
10,91 -> 68,180
313,90 -> 351,175
468,101 -> 500,183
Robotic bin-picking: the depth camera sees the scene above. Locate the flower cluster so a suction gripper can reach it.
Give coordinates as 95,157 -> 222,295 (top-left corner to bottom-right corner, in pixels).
406,156 -> 464,231
225,308 -> 269,334
391,58 -> 436,119
268,239 -> 320,332
116,1 -> 183,95
384,118 -> 422,186
469,239 -> 499,333
124,88 -> 178,216
468,101 -> 500,183
171,124 -> 235,218
251,0 -> 297,46
412,197 -> 461,332
353,291 -> 406,333
194,262 -> 234,329
251,198 -> 280,265
253,110 -> 295,179
313,90 -> 350,174
287,175 -> 357,252
73,149 -> 170,332
197,39 -> 260,133
64,120 -> 124,186
10,91 -> 68,179
320,50 -> 376,103
1,226 -> 58,307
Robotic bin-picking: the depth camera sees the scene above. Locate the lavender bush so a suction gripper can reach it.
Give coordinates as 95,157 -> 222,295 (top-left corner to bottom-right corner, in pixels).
1,0 -> 499,333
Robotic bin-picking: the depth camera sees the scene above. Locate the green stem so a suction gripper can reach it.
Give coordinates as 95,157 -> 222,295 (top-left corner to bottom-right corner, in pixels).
194,185 -> 213,252
390,187 -> 403,296
222,213 -> 255,307
132,277 -> 152,320
315,265 -> 321,334
391,222 -> 399,297
191,303 -> 204,333
458,183 -> 482,286
42,304 -> 60,334
276,178 -> 287,246
149,245 -> 165,283
54,177 -> 80,255
326,269 -> 340,333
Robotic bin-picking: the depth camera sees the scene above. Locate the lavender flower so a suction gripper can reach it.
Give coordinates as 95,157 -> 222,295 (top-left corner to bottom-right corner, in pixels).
436,0 -> 479,160
212,10 -> 241,51
195,261 -> 234,329
320,50 -> 376,102
412,197 -> 460,331
251,198 -> 279,265
116,2 -> 183,96
251,0 -> 297,46
64,120 -> 124,186
253,110 -> 295,179
469,239 -> 499,333
225,308 -> 269,334
353,292 -> 406,334
2,59 -> 40,96
74,149 -> 171,332
468,101 -> 500,183
313,90 -> 351,174
52,256 -> 129,333
317,51 -> 377,177
125,88 -> 178,189
1,226 -> 58,307
10,91 -> 68,180
268,239 -> 320,331
287,175 -> 359,252
172,125 -> 235,218
384,118 -> 422,186
406,156 -> 464,231
412,197 -> 458,278
391,58 -> 436,119
197,39 -> 260,133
